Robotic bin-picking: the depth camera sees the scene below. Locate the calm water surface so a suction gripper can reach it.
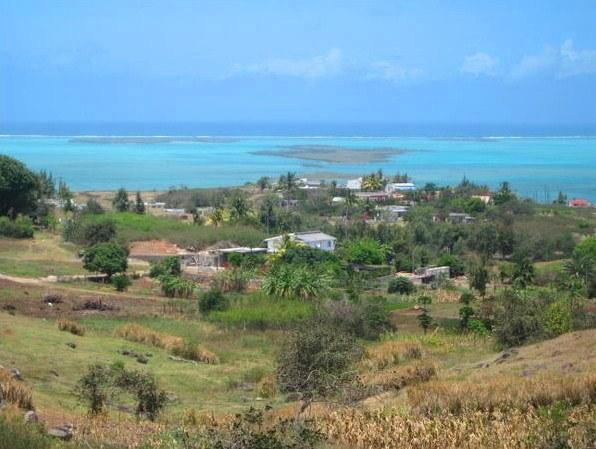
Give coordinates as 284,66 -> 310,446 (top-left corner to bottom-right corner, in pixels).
0,135 -> 595,201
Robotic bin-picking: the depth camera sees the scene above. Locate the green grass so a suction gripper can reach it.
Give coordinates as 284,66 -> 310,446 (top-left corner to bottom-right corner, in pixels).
94,212 -> 266,248
0,312 -> 281,417
208,293 -> 315,329
0,257 -> 85,277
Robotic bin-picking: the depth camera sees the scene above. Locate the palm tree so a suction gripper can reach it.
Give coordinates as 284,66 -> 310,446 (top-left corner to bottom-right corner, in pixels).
230,195 -> 249,221
208,207 -> 224,227
344,189 -> 357,220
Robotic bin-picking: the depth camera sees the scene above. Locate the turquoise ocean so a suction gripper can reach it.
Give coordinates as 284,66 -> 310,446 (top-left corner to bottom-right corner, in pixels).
0,128 -> 595,201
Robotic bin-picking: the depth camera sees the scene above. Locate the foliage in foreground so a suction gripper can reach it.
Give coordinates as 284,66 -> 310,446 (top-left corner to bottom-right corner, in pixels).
277,318 -> 363,400
0,415 -> 52,449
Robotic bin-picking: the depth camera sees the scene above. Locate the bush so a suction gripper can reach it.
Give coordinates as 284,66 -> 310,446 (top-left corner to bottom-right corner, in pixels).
112,273 -> 132,291
543,299 -> 572,337
494,289 -> 544,347
57,319 -> 86,336
0,416 -> 52,449
277,318 -> 363,399
388,276 -> 415,295
63,216 -> 116,245
0,367 -> 34,409
262,264 -> 330,300
324,297 -> 392,340
149,256 -> 181,278
0,216 -> 34,238
341,238 -> 388,265
159,275 -> 195,298
213,267 -> 254,293
437,253 -> 465,277
199,289 -> 229,314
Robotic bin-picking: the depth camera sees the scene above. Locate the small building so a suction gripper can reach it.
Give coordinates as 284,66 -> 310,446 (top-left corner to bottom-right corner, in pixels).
568,198 -> 590,208
164,208 -> 187,216
264,231 -> 336,253
128,240 -> 190,264
298,178 -> 321,189
144,201 -> 166,208
332,196 -> 346,204
448,213 -> 475,224
471,195 -> 491,205
355,191 -> 390,202
377,205 -> 409,222
385,182 -> 416,193
399,266 -> 450,285
346,177 -> 363,190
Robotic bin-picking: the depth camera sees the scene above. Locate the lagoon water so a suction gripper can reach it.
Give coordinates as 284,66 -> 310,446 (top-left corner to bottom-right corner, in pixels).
1,134 -> 595,201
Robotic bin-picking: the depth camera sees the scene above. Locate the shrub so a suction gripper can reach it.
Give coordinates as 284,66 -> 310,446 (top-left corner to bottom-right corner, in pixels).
178,407 -> 323,449
323,297 -> 392,340
76,363 -> 112,415
493,289 -> 544,347
149,256 -> 181,278
388,276 -> 415,295
277,318 -> 363,399
82,242 -> 128,278
437,253 -> 465,277
199,289 -> 228,314
544,299 -> 572,337
57,319 -> 86,336
0,216 -> 34,238
171,342 -> 218,364
159,275 -> 196,298
213,267 -> 254,293
262,264 -> 331,300
63,216 -> 116,245
341,238 -> 388,265
112,273 -> 132,291
362,341 -> 423,370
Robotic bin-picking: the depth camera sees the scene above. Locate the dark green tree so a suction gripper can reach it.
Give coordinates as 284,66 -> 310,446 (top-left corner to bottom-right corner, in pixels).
112,188 -> 130,212
134,191 -> 145,214
0,155 -> 39,218
417,295 -> 433,334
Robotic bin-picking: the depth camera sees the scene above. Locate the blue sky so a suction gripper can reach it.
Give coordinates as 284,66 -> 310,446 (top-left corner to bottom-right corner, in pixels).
1,0 -> 596,126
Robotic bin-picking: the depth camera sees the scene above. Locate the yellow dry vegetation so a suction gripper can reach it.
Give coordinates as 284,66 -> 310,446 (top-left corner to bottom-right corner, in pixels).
116,323 -> 218,364
0,367 -> 33,410
319,405 -> 595,449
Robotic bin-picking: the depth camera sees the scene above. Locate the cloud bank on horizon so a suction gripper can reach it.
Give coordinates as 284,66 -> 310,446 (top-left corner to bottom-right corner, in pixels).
1,1 -> 595,125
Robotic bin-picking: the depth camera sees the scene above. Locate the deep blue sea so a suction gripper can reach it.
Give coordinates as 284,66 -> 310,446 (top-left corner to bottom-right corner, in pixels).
1,122 -> 595,201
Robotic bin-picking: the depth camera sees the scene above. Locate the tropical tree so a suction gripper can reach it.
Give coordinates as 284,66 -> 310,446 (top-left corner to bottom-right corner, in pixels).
0,155 -> 40,218
511,251 -> 535,288
208,207 -> 224,227
259,195 -> 277,233
417,295 -> 433,334
278,171 -> 297,192
361,171 -> 384,191
229,194 -> 249,221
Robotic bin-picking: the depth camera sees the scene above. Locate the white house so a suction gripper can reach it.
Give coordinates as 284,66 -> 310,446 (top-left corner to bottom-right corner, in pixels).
385,182 -> 416,193
346,177 -> 363,190
264,231 -> 337,253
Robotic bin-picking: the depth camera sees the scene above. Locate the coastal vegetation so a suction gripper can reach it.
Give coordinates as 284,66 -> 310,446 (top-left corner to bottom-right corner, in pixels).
0,154 -> 594,448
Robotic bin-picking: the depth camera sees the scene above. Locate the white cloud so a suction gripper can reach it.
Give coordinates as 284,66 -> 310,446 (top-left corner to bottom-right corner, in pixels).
511,39 -> 596,79
234,48 -> 343,79
366,61 -> 423,82
461,52 -> 499,77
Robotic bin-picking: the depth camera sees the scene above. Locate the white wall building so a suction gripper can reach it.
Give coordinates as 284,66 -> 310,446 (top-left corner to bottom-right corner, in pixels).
264,231 -> 337,253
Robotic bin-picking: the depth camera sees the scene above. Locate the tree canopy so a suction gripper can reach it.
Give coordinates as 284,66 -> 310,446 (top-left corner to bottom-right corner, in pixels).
0,155 -> 40,218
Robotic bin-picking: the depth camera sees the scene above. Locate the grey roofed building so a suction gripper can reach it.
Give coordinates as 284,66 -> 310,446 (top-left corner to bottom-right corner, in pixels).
264,231 -> 337,253
448,213 -> 475,224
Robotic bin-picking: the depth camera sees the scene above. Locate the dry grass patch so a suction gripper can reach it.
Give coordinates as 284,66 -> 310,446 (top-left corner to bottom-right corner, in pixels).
362,341 -> 423,371
364,362 -> 437,391
57,319 -> 85,336
319,405 -> 595,449
116,323 -> 218,364
0,367 -> 33,410
408,372 -> 596,416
